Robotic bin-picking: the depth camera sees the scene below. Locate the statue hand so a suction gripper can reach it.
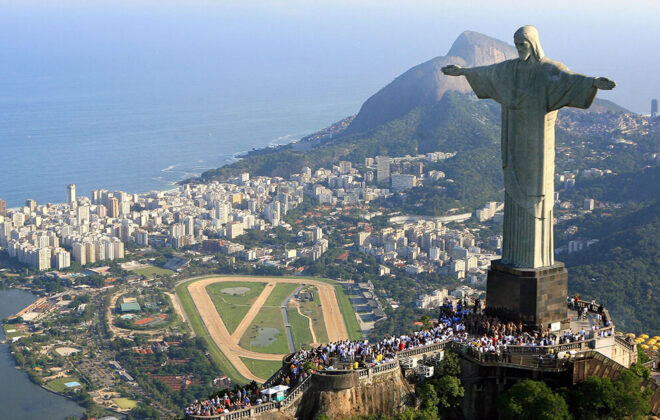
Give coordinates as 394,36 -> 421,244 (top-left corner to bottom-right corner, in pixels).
442,65 -> 463,77
593,77 -> 616,90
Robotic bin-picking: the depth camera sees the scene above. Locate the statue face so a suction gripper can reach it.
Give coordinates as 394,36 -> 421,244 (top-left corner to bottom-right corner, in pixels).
514,39 -> 532,61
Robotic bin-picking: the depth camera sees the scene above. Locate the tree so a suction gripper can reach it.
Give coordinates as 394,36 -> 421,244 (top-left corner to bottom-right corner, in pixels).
433,375 -> 464,410
416,383 -> 440,420
568,367 -> 652,419
498,379 -> 571,420
427,351 -> 464,414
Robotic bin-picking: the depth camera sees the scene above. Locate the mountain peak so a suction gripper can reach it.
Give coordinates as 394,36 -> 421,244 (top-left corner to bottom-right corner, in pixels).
447,30 -> 517,66
345,30 -> 516,134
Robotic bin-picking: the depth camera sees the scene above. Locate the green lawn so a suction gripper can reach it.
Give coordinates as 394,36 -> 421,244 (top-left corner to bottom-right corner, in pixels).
2,325 -> 25,339
298,287 -> 329,344
46,376 -> 82,392
286,306 -> 315,348
206,281 -> 267,334
132,266 -> 175,278
113,398 -> 138,409
334,285 -> 363,341
240,357 -> 282,380
263,283 -> 299,307
175,278 -> 250,385
238,306 -> 289,354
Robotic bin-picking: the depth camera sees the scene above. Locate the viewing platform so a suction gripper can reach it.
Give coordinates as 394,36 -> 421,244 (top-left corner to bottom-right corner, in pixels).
184,299 -> 657,419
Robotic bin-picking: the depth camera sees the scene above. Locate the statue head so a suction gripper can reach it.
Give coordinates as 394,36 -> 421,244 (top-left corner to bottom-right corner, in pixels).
514,25 -> 544,62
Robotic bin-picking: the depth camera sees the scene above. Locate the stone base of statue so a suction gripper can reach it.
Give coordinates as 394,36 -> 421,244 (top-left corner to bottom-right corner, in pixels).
486,260 -> 569,330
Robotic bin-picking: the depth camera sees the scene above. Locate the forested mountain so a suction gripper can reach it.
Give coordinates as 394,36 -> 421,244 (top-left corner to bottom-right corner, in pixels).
560,199 -> 660,335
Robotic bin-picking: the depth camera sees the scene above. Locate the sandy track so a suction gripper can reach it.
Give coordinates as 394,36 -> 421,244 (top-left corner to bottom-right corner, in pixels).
231,283 -> 276,340
185,276 -> 349,382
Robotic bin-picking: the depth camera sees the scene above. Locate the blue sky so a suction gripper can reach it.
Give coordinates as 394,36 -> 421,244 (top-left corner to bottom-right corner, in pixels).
1,0 -> 658,113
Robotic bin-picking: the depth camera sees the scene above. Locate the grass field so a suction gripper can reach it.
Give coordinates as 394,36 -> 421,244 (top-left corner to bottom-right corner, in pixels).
263,283 -> 299,307
113,398 -> 138,409
298,287 -> 329,344
206,281 -> 266,334
238,306 -> 289,354
240,357 -> 282,380
46,376 -> 82,392
2,325 -> 25,339
175,278 -> 250,385
286,306 -> 315,348
132,266 -> 176,278
333,285 -> 363,341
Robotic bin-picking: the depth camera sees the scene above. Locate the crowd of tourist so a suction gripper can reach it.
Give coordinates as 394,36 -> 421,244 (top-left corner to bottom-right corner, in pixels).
185,297 -> 609,417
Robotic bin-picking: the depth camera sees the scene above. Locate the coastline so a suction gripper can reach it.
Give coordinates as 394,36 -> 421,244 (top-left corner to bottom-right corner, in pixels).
0,288 -> 86,419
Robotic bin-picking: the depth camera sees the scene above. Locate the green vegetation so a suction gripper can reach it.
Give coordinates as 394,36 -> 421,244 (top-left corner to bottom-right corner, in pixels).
206,281 -> 267,334
239,357 -> 282,380
175,279 -> 249,384
2,324 -> 25,339
113,398 -> 138,410
46,376 -> 82,393
263,283 -> 299,307
238,306 -> 289,354
566,368 -> 653,420
132,266 -> 176,278
298,287 -> 329,344
334,285 -> 363,340
496,365 -> 654,420
561,200 -> 660,335
286,306 -> 315,347
498,379 -> 570,420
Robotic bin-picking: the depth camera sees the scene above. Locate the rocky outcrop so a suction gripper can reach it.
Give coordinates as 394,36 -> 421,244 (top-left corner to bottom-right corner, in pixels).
294,370 -> 415,419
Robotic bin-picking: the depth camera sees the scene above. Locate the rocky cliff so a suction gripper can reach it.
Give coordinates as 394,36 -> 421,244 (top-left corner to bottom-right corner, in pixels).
292,370 -> 414,419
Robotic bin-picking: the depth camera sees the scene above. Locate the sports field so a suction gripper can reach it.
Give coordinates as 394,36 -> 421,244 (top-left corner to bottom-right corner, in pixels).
132,266 -> 176,278
177,275 -> 360,383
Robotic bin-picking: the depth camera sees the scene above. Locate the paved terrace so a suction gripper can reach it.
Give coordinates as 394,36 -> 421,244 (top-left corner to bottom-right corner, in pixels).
185,301 -> 656,419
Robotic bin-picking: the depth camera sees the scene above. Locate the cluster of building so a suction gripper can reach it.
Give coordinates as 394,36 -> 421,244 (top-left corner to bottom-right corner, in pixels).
415,285 -> 480,309
0,172 -> 305,270
358,219 -> 500,284
0,150 -> 461,272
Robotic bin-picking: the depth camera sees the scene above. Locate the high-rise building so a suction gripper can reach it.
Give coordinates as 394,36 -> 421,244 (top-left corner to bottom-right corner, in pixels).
376,156 -> 391,184
52,248 -> 71,269
391,174 -> 417,192
25,199 -> 36,212
0,199 -> 6,217
135,229 -> 149,246
67,184 -> 76,205
652,99 -> 658,119
109,197 -> 119,218
72,242 -> 86,265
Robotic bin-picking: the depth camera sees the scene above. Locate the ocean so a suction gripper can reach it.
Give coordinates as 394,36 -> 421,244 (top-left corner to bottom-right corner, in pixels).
0,72 -> 376,208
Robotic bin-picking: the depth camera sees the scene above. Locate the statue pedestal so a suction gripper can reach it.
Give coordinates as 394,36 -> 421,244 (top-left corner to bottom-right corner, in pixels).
486,260 -> 568,330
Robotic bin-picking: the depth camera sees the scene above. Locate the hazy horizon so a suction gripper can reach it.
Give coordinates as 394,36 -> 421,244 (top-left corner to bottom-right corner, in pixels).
2,0 -> 658,113
1,0 -> 658,207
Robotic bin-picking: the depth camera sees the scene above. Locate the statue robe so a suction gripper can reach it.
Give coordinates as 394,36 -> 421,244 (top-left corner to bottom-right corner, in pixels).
463,58 -> 597,268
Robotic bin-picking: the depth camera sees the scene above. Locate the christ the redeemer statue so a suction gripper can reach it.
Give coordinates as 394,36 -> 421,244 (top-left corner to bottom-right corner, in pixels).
442,25 -> 615,268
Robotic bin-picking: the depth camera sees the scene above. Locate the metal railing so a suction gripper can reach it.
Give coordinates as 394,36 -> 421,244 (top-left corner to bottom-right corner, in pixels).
280,375 -> 311,407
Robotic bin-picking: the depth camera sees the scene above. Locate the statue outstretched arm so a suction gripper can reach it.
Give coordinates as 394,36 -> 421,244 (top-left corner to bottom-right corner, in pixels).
441,64 -> 465,76
592,77 -> 616,90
